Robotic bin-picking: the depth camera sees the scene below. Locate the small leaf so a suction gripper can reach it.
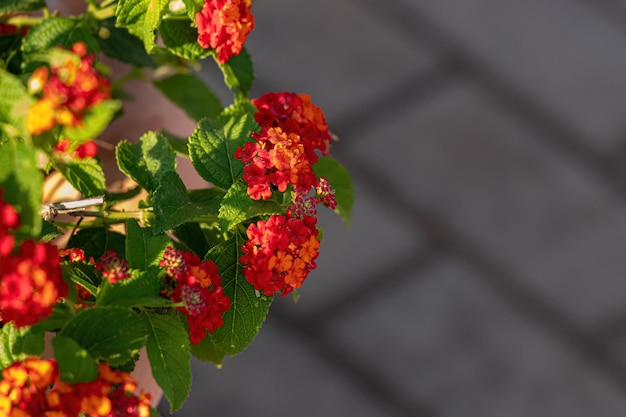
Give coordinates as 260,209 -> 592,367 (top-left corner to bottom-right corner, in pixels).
116,131 -> 177,192
312,156 -> 354,226
53,157 -> 106,197
0,323 -> 45,368
40,221 -> 63,242
52,335 -> 99,383
97,268 -> 171,308
22,17 -> 100,56
0,67 -> 31,138
31,302 -> 75,333
160,130 -> 188,156
182,0 -> 203,20
0,140 -> 42,239
115,0 -> 169,52
153,72 -> 221,122
159,18 -> 211,61
217,47 -> 254,101
125,219 -> 171,270
96,17 -> 155,67
188,108 -> 257,189
190,335 -> 225,365
218,180 -> 282,232
140,311 -> 191,413
152,171 -> 217,233
202,236 -> 272,360
62,262 -> 101,295
62,100 -> 121,141
0,0 -> 45,13
59,306 -> 148,367
66,227 -> 126,260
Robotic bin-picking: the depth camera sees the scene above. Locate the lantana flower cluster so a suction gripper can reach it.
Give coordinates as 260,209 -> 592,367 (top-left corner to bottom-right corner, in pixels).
0,358 -> 151,417
25,41 -> 111,136
160,247 -> 231,344
195,0 -> 254,64
0,191 -> 68,328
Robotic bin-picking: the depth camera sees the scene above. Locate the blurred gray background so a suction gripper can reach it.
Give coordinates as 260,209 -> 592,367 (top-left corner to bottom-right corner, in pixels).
160,0 -> 626,415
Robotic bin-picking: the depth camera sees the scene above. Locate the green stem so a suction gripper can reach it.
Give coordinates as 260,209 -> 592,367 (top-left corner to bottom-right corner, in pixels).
3,15 -> 43,27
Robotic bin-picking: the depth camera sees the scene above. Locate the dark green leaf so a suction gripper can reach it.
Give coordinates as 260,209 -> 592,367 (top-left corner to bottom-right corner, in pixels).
312,156 -> 354,226
0,67 -> 31,138
97,268 -> 171,308
172,222 -> 209,257
152,171 -> 215,233
140,311 -> 191,413
0,0 -> 45,13
189,335 -> 225,365
125,219 -> 171,270
159,18 -> 210,61
0,323 -> 45,368
0,140 -> 42,239
218,180 -> 282,232
160,130 -> 188,156
53,157 -> 106,197
59,306 -> 148,366
96,17 -> 155,67
52,335 -> 99,383
188,109 -> 257,189
218,47 -> 254,101
66,227 -> 126,259
202,236 -> 272,362
62,100 -> 121,141
22,17 -> 100,56
153,72 -> 221,122
62,262 -> 101,295
115,0 -> 169,52
31,302 -> 75,333
40,221 -> 63,242
115,131 -> 177,192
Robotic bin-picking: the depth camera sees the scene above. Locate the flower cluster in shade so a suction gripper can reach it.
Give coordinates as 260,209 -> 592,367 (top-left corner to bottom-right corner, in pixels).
25,41 -> 111,136
0,190 -> 68,328
195,0 -> 254,64
0,358 -> 151,417
160,247 -> 231,345
94,251 -> 131,284
241,213 -> 320,296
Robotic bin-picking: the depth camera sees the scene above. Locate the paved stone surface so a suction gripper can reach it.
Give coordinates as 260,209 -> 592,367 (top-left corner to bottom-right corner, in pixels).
163,0 -> 626,415
394,0 -> 626,150
328,257 -> 626,417
348,82 -> 626,328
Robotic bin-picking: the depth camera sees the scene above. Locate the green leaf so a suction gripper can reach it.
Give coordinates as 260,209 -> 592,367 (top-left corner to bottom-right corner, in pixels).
66,227 -> 126,259
31,302 -> 75,333
159,18 -> 211,61
52,335 -> 99,383
59,306 -> 148,367
153,72 -> 221,122
0,140 -> 42,239
62,100 -> 121,141
188,109 -> 257,189
0,323 -> 45,368
189,335 -> 225,365
96,17 -> 155,67
0,67 -> 31,138
152,171 -> 216,233
140,311 -> 191,413
172,222 -> 209,258
182,0 -> 203,20
115,0 -> 169,53
40,221 -> 63,242
62,262 -> 101,295
116,131 -> 177,192
218,180 -> 282,232
125,219 -> 171,270
22,17 -> 100,57
97,268 -> 171,308
217,47 -> 254,101
160,130 -> 188,156
53,157 -> 106,197
0,0 -> 45,13
201,236 -> 273,362
313,156 -> 354,226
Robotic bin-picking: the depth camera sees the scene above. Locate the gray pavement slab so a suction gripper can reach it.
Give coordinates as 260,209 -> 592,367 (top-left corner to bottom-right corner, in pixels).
347,82 -> 626,328
396,0 -> 626,150
328,256 -> 626,417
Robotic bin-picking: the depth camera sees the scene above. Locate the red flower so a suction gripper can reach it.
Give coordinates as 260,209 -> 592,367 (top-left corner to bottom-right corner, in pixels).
26,42 -> 111,135
240,214 -> 320,296
0,358 -> 58,416
54,138 -> 98,159
160,247 -> 231,344
94,250 -> 131,284
196,0 -> 255,64
0,189 -> 19,257
0,240 -> 68,327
